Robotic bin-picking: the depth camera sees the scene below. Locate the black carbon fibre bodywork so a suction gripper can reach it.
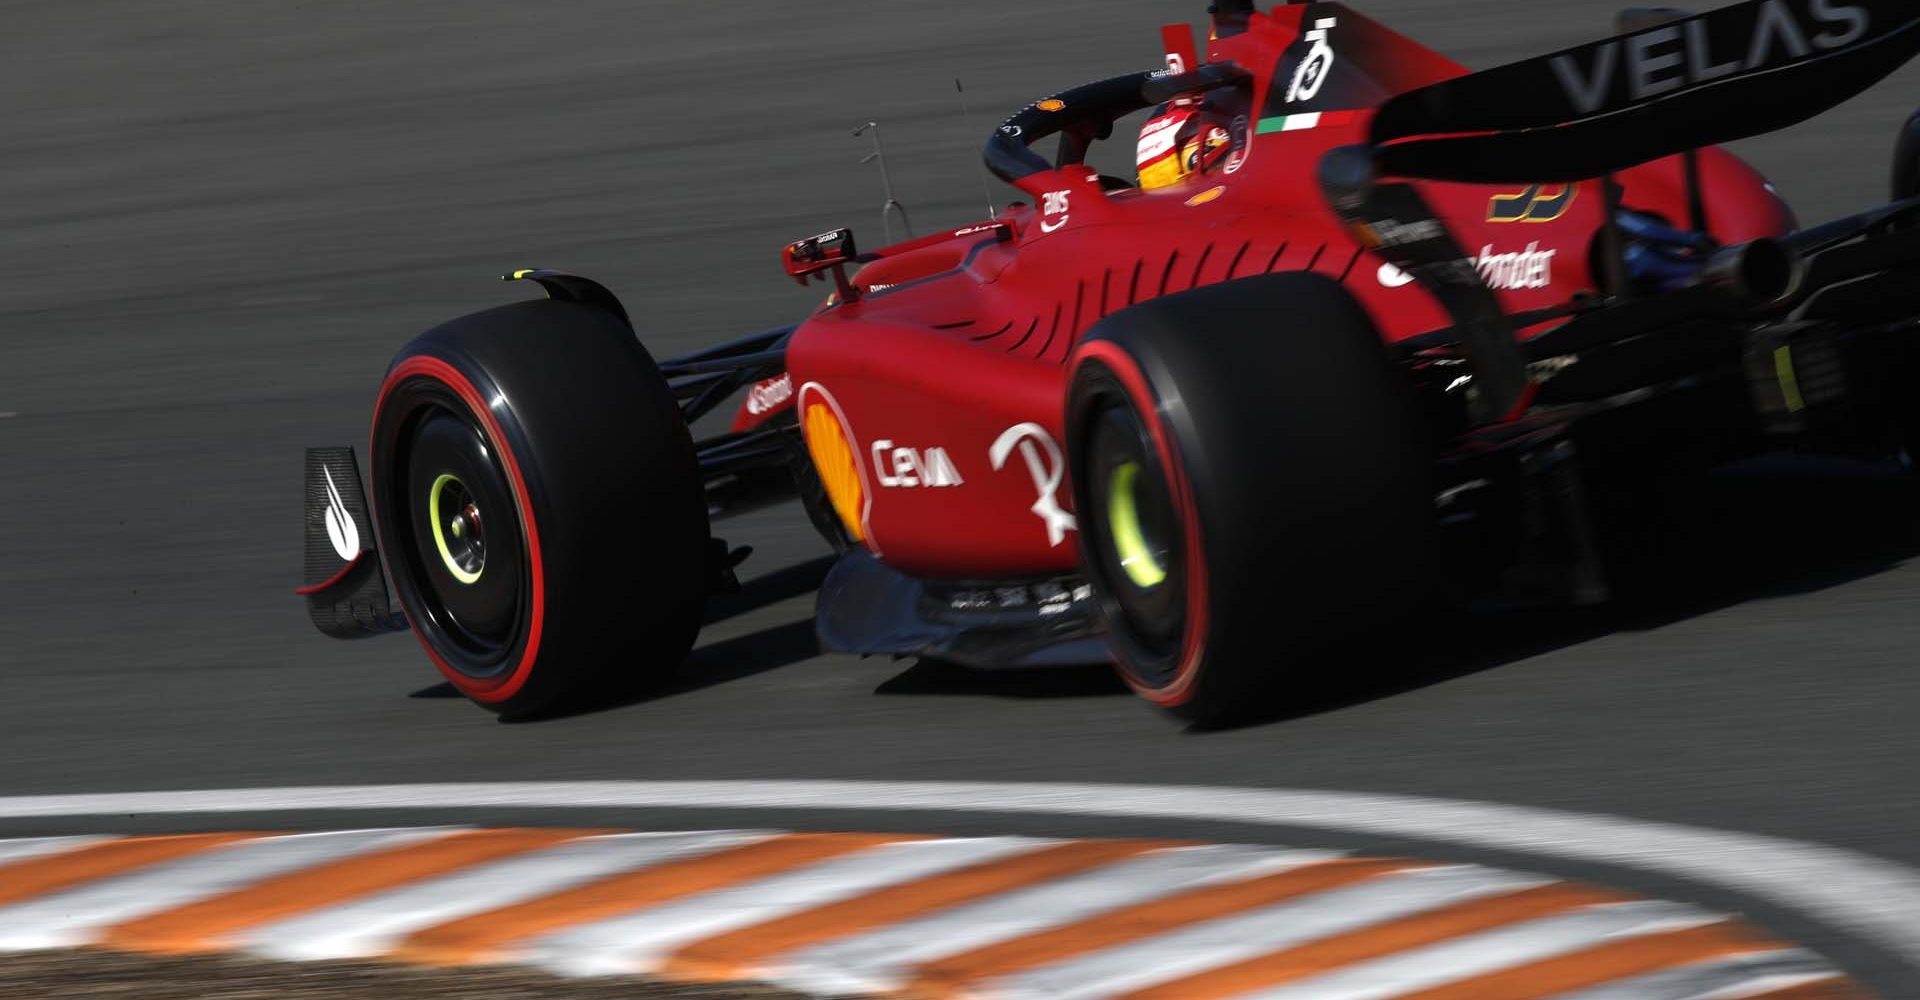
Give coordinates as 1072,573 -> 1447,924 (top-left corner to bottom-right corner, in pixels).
816,551 -> 1108,669
301,447 -> 406,638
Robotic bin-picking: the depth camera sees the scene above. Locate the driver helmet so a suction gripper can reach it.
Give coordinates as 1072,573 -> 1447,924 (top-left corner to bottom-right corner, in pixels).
1136,96 -> 1234,191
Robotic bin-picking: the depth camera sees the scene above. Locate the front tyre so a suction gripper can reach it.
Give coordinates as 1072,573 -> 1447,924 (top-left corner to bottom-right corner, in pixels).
371,299 -> 709,717
1066,273 -> 1431,723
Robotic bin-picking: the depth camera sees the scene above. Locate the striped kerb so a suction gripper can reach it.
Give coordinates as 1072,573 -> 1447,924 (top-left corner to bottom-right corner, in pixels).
0,829 -> 1863,1000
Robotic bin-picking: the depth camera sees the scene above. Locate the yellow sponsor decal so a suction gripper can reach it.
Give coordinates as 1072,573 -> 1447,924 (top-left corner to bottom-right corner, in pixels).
1138,157 -> 1185,192
1488,184 -> 1578,223
802,397 -> 866,542
1185,186 -> 1226,208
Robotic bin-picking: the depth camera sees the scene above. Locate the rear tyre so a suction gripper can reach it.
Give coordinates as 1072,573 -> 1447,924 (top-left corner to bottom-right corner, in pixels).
1066,273 -> 1430,724
1882,111 -> 1920,465
1876,106 -> 1920,460
1892,108 -> 1920,203
371,299 -> 709,717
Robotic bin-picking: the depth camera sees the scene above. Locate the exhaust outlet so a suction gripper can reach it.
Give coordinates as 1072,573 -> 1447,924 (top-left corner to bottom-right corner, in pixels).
1693,237 -> 1802,309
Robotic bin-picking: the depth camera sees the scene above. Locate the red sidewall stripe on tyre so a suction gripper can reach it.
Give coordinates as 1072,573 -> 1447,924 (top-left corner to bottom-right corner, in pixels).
1073,342 -> 1210,708
374,355 -> 547,704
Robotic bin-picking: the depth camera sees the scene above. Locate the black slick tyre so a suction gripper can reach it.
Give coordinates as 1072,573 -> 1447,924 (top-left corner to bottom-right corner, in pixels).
1066,272 -> 1430,724
370,298 -> 709,717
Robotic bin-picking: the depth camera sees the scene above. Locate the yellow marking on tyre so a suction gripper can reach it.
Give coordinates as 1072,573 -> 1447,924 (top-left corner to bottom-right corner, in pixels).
1109,461 -> 1168,588
428,474 -> 482,584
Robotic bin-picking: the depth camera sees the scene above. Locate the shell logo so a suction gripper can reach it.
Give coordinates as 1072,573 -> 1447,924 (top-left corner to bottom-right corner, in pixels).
798,383 -> 867,544
1185,185 -> 1226,208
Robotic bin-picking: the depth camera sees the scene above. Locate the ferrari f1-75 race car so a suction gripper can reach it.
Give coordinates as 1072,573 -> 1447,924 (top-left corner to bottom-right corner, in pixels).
303,0 -> 1920,722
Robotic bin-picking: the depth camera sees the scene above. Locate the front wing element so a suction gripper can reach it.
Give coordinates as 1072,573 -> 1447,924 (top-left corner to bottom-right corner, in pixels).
301,446 -> 407,639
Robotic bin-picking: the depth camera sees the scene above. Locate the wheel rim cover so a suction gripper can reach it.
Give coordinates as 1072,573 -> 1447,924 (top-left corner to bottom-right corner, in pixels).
428,474 -> 485,584
1108,461 -> 1169,589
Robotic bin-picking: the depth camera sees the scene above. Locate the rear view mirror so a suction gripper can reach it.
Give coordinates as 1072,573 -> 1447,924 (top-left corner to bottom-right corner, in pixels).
783,228 -> 859,284
782,227 -> 862,303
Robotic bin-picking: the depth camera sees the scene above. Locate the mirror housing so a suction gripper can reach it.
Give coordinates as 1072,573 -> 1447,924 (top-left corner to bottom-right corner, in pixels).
782,228 -> 861,302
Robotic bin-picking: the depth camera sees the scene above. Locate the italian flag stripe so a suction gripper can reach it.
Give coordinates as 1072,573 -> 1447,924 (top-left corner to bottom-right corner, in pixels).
1256,110 -> 1358,134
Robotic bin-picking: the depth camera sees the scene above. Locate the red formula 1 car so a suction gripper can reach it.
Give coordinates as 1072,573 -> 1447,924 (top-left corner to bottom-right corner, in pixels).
304,0 -> 1920,721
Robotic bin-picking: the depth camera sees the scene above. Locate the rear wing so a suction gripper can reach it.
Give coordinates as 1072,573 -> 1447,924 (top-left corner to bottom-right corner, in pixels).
1365,0 -> 1920,183
1320,0 -> 1920,425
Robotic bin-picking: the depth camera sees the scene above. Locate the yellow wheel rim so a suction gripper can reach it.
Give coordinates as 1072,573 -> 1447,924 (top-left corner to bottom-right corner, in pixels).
428,473 -> 484,585
1108,462 -> 1167,589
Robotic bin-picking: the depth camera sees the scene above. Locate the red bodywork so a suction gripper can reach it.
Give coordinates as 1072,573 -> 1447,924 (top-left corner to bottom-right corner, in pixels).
735,3 -> 1796,581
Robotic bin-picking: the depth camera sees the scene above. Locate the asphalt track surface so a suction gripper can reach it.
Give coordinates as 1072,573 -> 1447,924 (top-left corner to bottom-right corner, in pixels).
5,0 -> 1920,993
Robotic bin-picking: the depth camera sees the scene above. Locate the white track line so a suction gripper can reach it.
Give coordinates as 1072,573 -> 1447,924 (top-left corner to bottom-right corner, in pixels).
0,781 -> 1912,971
983,864 -> 1543,1000
0,828 -> 449,952
1549,951 -> 1838,999
0,836 -> 104,867
1240,901 -> 1720,1000
769,844 -> 1337,996
1696,973 -> 1847,997
241,830 -> 770,962
528,836 -> 1050,977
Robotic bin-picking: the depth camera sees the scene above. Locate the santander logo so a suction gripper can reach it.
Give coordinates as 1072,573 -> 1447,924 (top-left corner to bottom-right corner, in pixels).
746,373 -> 794,416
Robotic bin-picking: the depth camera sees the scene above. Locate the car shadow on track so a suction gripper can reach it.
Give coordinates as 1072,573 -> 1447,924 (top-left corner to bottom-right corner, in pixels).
703,555 -> 837,627
436,457 -> 1920,728
1195,454 -> 1920,732
498,619 -> 822,724
874,659 -> 1130,699
675,619 -> 823,694
460,557 -> 838,722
